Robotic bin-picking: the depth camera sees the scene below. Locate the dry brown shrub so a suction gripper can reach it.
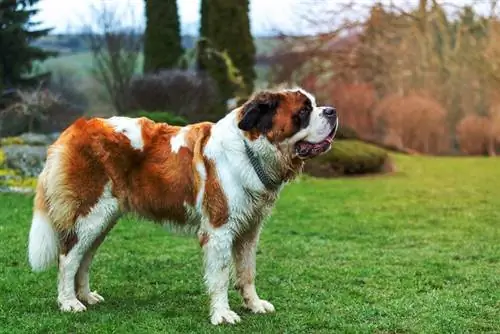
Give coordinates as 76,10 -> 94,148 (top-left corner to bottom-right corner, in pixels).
329,82 -> 377,140
373,92 -> 449,154
0,88 -> 83,137
492,115 -> 500,146
489,102 -> 500,145
456,115 -> 493,156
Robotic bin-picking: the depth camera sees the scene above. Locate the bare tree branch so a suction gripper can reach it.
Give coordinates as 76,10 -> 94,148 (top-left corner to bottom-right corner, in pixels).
83,1 -> 142,115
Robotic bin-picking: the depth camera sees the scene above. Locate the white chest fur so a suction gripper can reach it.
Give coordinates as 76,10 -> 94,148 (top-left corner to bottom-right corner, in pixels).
203,112 -> 280,233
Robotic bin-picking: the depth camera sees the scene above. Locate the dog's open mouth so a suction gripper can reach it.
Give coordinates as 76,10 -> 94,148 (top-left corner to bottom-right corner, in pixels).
295,126 -> 337,159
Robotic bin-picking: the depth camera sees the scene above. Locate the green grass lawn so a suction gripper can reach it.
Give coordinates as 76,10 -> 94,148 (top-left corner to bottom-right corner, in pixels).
0,155 -> 499,333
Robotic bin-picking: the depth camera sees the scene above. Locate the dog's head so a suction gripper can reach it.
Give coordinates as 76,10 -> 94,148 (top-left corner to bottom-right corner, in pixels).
238,88 -> 338,160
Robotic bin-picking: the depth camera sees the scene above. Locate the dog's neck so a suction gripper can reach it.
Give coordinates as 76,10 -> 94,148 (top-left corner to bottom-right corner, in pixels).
209,109 -> 303,192
243,138 -> 282,192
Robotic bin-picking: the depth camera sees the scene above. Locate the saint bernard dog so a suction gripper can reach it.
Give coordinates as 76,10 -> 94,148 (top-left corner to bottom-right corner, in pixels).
27,87 -> 338,325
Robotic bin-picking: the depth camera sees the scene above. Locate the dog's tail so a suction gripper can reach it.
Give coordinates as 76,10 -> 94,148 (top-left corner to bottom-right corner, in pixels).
28,180 -> 59,272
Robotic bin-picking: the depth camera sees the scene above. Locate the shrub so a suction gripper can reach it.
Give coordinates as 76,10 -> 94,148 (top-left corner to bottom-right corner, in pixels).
373,92 -> 449,154
3,175 -> 37,189
489,103 -> 500,149
128,69 -> 223,122
0,88 -> 83,137
134,111 -> 189,126
456,115 -> 493,155
303,140 -> 393,178
0,88 -> 22,110
335,124 -> 359,140
38,101 -> 83,133
0,137 -> 24,146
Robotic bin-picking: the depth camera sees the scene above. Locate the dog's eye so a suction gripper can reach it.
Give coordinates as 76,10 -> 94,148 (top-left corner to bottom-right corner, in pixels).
294,109 -> 310,128
299,109 -> 310,119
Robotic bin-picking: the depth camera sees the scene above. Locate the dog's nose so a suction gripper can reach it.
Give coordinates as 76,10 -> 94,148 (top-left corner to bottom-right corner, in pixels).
323,107 -> 336,118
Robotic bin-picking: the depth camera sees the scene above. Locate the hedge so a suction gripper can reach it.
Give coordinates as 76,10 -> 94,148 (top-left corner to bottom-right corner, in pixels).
303,140 -> 393,177
134,111 -> 189,126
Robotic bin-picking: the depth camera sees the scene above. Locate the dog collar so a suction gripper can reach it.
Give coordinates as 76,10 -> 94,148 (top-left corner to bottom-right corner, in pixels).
243,140 -> 281,192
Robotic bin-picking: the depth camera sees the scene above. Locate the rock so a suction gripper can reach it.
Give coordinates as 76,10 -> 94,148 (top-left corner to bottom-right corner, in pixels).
48,132 -> 61,142
2,145 -> 47,177
0,185 -> 34,194
0,165 -> 38,193
19,133 -> 55,146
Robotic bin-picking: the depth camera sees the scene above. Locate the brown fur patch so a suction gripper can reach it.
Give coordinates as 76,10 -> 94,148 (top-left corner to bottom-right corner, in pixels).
198,232 -> 209,247
33,176 -> 47,213
203,156 -> 229,228
126,123 -> 213,223
237,90 -> 310,143
267,90 -> 309,143
126,125 -> 194,222
59,232 -> 78,255
189,123 -> 229,228
45,118 -> 116,231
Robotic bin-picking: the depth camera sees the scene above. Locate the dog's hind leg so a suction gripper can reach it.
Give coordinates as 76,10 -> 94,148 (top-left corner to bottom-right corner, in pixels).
57,184 -> 119,312
75,219 -> 117,305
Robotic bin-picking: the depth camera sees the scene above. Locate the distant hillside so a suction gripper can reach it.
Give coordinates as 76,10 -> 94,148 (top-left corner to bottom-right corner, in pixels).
32,34 -> 279,58
31,33 -> 280,86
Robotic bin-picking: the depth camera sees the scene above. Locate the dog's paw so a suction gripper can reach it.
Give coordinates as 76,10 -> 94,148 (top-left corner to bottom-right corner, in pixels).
78,291 -> 104,305
245,299 -> 275,314
210,308 -> 241,325
59,298 -> 87,312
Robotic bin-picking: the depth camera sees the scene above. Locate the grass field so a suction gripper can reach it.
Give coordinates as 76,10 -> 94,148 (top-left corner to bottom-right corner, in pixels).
0,155 -> 499,333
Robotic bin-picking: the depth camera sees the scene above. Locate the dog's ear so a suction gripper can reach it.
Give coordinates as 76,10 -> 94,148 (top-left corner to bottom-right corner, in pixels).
238,92 -> 280,133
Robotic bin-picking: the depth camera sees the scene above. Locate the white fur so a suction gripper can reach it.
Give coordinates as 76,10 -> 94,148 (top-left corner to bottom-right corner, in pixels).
58,182 -> 119,312
171,126 -> 189,153
205,112 -> 265,195
205,111 -> 281,211
106,116 -> 144,150
199,223 -> 240,325
302,106 -> 335,143
28,210 -> 59,272
287,89 -> 333,145
77,254 -> 105,305
233,227 -> 275,314
195,162 -> 207,210
288,87 -> 317,105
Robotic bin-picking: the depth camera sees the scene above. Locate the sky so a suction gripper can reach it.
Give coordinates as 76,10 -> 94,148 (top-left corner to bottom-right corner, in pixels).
34,0 -> 492,36
34,0 -> 298,36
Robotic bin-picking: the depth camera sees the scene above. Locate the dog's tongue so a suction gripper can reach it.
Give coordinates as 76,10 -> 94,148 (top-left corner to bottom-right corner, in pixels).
296,141 -> 327,157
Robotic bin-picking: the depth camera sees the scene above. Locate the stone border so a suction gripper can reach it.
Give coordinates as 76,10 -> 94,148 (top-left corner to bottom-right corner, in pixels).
0,186 -> 35,194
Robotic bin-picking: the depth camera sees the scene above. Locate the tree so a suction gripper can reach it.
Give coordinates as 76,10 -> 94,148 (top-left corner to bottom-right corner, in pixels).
199,0 -> 256,97
143,0 -> 183,73
84,3 -> 142,115
0,0 -> 55,91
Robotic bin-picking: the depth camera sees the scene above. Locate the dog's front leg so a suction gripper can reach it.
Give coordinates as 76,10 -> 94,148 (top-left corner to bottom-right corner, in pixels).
233,225 -> 275,314
202,227 -> 241,325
